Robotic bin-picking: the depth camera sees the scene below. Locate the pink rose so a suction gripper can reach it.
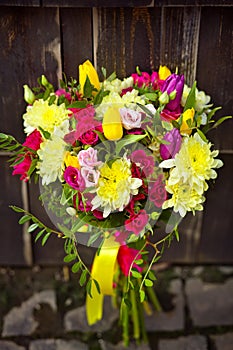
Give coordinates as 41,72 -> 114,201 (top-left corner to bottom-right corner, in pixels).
120,108 -> 142,130
125,209 -> 149,235
130,150 -> 154,176
77,192 -> 93,212
81,167 -> 100,187
64,166 -> 85,191
78,147 -> 101,168
149,174 -> 167,207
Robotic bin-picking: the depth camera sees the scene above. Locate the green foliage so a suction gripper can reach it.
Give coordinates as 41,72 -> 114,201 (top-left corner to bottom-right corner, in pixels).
183,81 -> 196,111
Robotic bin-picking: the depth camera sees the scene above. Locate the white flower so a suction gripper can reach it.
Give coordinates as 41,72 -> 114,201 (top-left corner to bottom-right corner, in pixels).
120,107 -> 142,129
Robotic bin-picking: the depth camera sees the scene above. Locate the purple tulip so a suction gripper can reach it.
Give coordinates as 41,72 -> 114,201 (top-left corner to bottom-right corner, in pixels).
160,128 -> 182,160
161,73 -> 184,111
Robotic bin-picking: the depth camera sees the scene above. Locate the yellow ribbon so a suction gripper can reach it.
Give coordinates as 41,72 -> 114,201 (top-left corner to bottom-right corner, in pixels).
86,235 -> 120,325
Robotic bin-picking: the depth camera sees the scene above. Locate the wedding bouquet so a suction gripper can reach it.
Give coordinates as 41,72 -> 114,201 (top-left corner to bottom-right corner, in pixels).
0,60 -> 230,345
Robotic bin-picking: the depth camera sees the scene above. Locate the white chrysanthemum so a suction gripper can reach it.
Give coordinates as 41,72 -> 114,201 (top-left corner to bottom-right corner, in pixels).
102,77 -> 133,94
91,158 -> 142,218
23,98 -> 70,135
181,84 -> 211,112
160,133 -> 223,194
37,122 -> 69,185
162,180 -> 205,217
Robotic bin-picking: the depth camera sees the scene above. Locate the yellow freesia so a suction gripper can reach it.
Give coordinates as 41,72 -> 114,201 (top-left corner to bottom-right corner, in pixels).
102,107 -> 123,141
79,60 -> 100,95
158,65 -> 171,80
180,108 -> 195,135
64,151 -> 80,168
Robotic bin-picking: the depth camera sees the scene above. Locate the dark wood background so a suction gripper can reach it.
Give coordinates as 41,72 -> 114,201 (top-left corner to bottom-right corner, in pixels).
0,0 -> 232,266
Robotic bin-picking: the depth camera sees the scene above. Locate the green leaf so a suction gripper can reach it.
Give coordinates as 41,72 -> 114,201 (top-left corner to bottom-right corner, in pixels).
41,231 -> 51,246
139,290 -> 145,303
71,261 -> 81,273
79,269 -> 87,286
28,223 -> 39,233
197,128 -> 208,142
63,254 -> 76,263
67,101 -> 87,109
93,279 -> 101,294
83,76 -> 95,98
48,94 -> 56,106
184,81 -> 196,112
212,116 -> 232,129
115,134 -> 147,155
10,205 -> 26,213
148,270 -> 157,281
134,259 -> 144,265
131,270 -> 142,279
18,215 -> 31,225
144,279 -> 153,287
86,279 -> 93,298
35,229 -> 46,243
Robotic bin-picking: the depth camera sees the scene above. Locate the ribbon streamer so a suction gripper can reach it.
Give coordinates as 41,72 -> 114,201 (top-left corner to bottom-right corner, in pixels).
86,235 -> 120,325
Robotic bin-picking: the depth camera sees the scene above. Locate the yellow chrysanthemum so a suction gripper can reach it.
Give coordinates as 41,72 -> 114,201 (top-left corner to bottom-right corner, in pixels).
91,158 -> 142,218
162,181 -> 205,217
23,99 -> 69,135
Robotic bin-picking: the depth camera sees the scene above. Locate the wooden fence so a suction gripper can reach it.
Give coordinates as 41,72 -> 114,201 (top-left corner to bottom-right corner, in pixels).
0,0 -> 232,266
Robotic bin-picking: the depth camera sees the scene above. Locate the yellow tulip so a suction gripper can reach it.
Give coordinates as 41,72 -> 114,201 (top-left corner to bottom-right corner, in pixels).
158,65 -> 171,80
79,60 -> 100,95
180,108 -> 195,135
64,152 -> 80,168
102,107 -> 123,141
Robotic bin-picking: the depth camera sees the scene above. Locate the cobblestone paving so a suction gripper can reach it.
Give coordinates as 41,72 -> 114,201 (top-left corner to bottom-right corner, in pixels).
0,265 -> 232,350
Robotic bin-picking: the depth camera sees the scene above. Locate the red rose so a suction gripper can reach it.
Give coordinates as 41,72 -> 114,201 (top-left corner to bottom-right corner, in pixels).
117,245 -> 143,276
149,175 -> 167,207
125,209 -> 149,235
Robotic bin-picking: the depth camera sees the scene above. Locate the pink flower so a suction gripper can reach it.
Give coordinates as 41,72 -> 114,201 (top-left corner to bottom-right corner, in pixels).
120,108 -> 142,130
149,174 -> 167,207
160,108 -> 181,122
81,167 -> 100,187
78,147 -> 101,168
130,150 -> 154,177
125,209 -> 149,235
161,73 -> 184,111
55,88 -> 72,102
117,245 -> 143,276
64,166 -> 85,191
92,210 -> 104,220
12,154 -> 32,182
120,87 -> 133,96
132,72 -> 151,87
160,128 -> 182,160
77,192 -> 93,212
23,129 -> 43,150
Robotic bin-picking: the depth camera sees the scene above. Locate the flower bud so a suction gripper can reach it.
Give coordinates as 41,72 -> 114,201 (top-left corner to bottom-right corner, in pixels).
103,107 -> 123,141
179,108 -> 195,135
159,91 -> 169,105
161,73 -> 184,111
79,60 -> 100,95
41,75 -> 49,87
23,85 -> 35,104
158,65 -> 171,80
160,128 -> 182,160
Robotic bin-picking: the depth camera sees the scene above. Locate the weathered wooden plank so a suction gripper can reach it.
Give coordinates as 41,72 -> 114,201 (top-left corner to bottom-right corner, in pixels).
60,8 -> 93,79
96,7 -> 162,78
197,7 -> 233,150
0,1 -> 39,6
197,154 -> 233,263
160,6 -> 201,86
42,0 -> 154,7
0,157 -> 25,265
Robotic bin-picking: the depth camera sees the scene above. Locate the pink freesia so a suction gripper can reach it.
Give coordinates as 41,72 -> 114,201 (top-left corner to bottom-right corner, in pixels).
78,147 -> 101,168
125,209 -> 149,235
23,129 -> 43,150
81,167 -> 100,187
120,108 -> 142,130
64,166 -> 85,191
117,245 -> 143,276
55,88 -> 72,102
132,72 -> 151,87
12,154 -> 32,182
149,174 -> 167,208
